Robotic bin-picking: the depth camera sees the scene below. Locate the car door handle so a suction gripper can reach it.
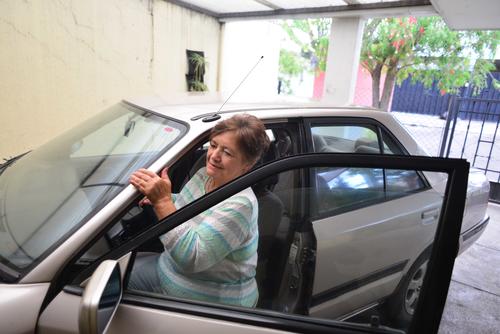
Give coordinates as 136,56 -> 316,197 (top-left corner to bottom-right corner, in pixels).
421,209 -> 440,225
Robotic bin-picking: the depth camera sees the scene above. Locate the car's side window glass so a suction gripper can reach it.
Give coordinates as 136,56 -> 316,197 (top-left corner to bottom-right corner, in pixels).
117,162 -> 448,334
125,166 -> 305,309
119,125 -> 302,308
311,125 -> 380,153
386,169 -> 426,195
314,167 -> 385,215
309,125 -> 385,216
308,125 -> 427,217
311,165 -> 427,218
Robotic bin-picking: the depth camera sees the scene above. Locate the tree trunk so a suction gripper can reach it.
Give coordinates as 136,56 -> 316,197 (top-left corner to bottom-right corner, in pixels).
371,64 -> 383,109
380,68 -> 397,111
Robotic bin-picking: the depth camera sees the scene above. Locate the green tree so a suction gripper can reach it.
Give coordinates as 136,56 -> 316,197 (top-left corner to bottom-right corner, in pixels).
278,49 -> 304,94
361,16 -> 499,111
281,18 -> 331,75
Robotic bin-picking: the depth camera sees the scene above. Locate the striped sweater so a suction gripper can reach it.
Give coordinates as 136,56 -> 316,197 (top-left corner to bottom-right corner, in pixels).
157,167 -> 259,307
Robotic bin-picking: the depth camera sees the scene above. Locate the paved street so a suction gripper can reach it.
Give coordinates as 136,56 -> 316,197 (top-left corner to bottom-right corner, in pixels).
439,203 -> 500,333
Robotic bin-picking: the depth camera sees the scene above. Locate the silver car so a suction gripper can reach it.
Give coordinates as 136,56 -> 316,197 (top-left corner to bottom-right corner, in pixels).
0,100 -> 488,333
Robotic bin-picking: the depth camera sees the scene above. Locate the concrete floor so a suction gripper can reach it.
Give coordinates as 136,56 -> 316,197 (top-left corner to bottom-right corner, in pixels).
438,203 -> 500,333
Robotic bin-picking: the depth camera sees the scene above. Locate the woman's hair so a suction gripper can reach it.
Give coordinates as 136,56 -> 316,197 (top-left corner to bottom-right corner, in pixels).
210,114 -> 270,165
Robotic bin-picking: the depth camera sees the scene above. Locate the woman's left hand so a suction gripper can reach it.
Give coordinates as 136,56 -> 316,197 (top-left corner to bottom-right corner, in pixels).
130,168 -> 172,206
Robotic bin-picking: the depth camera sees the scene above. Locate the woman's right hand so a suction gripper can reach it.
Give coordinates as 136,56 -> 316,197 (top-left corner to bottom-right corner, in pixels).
130,168 -> 172,206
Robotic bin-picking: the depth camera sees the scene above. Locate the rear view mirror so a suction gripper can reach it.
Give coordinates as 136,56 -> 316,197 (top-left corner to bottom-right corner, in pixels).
79,260 -> 122,334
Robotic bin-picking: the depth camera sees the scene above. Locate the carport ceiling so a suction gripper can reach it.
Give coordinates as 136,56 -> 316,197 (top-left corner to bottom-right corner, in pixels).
166,0 -> 500,30
430,0 -> 500,30
167,0 -> 436,21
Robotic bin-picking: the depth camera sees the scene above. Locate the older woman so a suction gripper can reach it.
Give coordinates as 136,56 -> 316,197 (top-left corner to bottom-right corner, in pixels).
129,114 -> 270,308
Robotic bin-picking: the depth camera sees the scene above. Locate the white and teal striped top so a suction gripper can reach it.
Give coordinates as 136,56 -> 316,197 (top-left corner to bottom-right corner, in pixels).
157,167 -> 259,307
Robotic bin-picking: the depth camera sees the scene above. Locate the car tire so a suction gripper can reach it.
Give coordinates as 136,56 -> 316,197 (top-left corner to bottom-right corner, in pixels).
385,253 -> 429,328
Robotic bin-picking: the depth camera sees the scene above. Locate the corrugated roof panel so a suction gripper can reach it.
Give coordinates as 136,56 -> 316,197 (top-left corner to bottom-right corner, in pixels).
179,0 -> 272,14
269,0 -> 347,9
358,0 -> 401,4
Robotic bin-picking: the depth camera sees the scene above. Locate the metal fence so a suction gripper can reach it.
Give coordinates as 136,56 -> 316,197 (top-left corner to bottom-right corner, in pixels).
391,94 -> 499,202
391,72 -> 500,202
392,72 -> 500,117
440,97 -> 500,183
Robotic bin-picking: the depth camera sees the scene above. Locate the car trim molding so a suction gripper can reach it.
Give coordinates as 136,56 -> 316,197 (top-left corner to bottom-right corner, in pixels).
120,293 -> 392,334
462,215 -> 490,242
310,260 -> 409,307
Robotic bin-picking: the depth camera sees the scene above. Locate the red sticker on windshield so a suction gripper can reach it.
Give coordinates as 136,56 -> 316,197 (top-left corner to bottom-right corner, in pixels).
164,127 -> 173,132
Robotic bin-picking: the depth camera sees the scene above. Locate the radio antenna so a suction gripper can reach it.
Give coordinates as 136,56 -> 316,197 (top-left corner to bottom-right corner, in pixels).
217,56 -> 264,113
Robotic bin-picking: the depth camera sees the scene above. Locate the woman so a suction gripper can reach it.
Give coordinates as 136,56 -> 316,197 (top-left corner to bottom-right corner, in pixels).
129,114 -> 270,308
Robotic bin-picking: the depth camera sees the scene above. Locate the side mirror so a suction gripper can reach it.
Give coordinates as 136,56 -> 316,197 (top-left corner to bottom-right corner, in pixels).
79,260 -> 122,334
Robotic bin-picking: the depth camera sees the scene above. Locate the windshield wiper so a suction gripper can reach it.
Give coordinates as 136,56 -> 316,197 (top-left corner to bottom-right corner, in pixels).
0,151 -> 30,176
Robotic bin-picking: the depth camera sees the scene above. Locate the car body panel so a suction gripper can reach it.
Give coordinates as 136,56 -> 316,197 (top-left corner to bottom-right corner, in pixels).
311,190 -> 441,318
0,283 -> 49,334
37,290 -> 81,334
107,304 -> 291,334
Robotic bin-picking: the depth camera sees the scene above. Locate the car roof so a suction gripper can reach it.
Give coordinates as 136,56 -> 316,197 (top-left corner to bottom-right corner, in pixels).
125,97 -> 398,126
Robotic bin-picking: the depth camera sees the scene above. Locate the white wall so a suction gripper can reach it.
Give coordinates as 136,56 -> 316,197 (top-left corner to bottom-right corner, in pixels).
0,0 -> 221,158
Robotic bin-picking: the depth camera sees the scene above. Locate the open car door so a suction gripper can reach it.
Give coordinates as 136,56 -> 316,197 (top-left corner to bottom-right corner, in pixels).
37,153 -> 468,334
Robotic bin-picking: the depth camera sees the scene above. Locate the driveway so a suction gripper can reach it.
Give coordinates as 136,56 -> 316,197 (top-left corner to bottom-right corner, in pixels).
439,203 -> 500,333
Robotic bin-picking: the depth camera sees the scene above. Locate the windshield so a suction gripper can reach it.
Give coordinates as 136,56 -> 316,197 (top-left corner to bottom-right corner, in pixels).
0,102 -> 187,276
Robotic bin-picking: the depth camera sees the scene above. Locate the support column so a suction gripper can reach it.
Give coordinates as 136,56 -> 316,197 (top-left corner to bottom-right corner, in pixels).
322,17 -> 365,105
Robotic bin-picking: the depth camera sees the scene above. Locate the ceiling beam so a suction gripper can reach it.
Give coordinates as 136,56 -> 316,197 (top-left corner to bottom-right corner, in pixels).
165,0 -> 437,21
218,0 -> 433,20
165,0 -> 435,21
252,0 -> 282,10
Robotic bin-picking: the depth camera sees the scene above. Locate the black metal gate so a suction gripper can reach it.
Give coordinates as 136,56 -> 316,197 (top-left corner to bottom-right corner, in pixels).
439,96 -> 500,202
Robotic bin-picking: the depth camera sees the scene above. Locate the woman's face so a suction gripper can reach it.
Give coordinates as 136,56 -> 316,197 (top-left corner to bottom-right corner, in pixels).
206,131 -> 252,187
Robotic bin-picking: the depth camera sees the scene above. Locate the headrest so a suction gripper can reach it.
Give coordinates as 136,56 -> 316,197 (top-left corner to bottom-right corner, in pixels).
312,134 -> 328,151
355,137 -> 379,149
354,145 -> 380,154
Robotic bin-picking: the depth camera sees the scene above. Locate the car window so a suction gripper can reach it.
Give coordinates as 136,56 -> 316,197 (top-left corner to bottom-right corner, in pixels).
308,122 -> 426,217
311,125 -> 380,153
314,167 -> 385,215
312,166 -> 427,217
125,166 -> 304,307
386,169 -> 426,195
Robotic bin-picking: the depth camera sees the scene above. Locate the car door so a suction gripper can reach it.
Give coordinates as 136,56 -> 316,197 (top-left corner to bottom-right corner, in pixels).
35,153 -> 466,334
304,118 -> 443,320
